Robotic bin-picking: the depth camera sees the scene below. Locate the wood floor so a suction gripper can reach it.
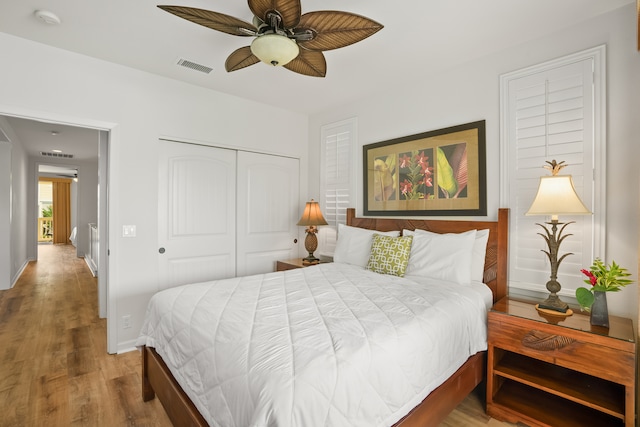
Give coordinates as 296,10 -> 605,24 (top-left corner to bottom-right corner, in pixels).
0,244 -> 518,427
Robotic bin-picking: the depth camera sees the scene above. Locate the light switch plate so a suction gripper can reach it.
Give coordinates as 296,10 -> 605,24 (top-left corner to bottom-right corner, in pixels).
122,225 -> 136,237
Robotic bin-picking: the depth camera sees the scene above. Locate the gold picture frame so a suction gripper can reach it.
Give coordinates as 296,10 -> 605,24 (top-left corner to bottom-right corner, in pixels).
363,120 -> 486,216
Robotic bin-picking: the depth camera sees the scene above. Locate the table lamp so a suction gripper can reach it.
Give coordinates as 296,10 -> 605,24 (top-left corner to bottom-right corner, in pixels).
296,199 -> 328,265
526,160 -> 591,313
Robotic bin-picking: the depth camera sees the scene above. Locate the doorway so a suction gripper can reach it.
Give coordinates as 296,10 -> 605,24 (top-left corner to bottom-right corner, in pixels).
37,174 -> 74,246
37,179 -> 54,243
0,111 -> 114,352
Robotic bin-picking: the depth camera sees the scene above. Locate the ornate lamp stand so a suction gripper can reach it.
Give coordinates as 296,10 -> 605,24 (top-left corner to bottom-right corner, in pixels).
535,219 -> 574,312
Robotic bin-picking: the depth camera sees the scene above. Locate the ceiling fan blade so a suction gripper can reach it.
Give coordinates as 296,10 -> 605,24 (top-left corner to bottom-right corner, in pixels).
297,11 -> 383,51
283,49 -> 326,77
225,46 -> 261,72
158,6 -> 256,36
248,0 -> 301,29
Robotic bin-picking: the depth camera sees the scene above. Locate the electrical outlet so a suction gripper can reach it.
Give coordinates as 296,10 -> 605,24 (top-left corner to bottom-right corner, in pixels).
122,315 -> 131,329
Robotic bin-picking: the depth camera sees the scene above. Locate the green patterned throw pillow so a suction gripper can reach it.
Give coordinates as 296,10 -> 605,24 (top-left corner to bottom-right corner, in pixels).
366,234 -> 413,277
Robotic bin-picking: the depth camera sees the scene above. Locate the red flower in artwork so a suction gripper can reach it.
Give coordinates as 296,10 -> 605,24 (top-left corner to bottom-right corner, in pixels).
416,151 -> 428,168
399,154 -> 412,168
400,179 -> 413,195
421,162 -> 433,177
398,150 -> 434,200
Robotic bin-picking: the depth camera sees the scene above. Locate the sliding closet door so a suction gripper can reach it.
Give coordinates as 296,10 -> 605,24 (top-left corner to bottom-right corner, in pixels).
236,151 -> 299,276
157,140 -> 236,290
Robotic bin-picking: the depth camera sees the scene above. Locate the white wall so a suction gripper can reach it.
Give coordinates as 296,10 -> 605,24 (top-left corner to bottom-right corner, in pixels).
0,32 -> 308,352
308,4 -> 640,319
0,117 -> 30,290
76,160 -> 98,258
0,140 -> 12,290
11,137 -> 28,286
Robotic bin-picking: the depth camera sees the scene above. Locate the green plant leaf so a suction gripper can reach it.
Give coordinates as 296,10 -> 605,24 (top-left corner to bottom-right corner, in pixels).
575,287 -> 595,310
585,258 -> 634,292
385,154 -> 396,171
436,147 -> 457,197
373,158 -> 395,201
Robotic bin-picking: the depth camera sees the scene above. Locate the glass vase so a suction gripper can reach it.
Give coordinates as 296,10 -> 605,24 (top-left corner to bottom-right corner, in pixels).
590,291 -> 609,328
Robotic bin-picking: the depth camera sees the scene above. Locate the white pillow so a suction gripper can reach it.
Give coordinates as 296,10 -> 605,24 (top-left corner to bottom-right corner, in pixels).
333,224 -> 400,268
407,228 -> 489,282
403,229 -> 477,285
471,229 -> 490,282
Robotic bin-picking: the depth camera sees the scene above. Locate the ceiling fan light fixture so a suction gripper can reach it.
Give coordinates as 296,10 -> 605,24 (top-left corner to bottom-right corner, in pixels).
250,34 -> 299,67
159,2 -> 383,77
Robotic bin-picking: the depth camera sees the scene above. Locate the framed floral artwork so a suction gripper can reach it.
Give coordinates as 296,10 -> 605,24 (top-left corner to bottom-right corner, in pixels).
363,120 -> 486,216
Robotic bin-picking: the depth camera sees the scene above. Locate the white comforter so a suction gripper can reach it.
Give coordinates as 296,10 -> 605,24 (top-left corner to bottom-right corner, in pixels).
136,263 -> 490,427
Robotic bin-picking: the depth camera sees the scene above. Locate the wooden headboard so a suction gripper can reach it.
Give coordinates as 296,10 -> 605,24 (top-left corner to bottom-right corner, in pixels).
346,208 -> 509,303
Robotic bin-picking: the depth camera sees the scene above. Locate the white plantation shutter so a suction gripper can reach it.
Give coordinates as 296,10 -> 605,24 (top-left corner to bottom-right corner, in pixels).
319,118 -> 357,256
500,46 -> 606,298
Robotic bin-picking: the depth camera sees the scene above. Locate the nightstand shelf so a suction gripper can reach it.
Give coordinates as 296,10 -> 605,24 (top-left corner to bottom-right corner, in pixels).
493,381 -> 622,427
487,297 -> 635,427
494,350 -> 625,416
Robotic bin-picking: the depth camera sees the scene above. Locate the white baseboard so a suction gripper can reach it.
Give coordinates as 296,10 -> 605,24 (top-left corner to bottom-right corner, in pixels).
116,341 -> 138,354
84,256 -> 97,277
10,258 -> 33,288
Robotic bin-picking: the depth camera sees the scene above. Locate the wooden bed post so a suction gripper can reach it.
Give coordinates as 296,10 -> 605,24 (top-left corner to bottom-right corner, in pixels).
142,346 -> 155,402
346,207 -> 356,227
496,208 -> 509,302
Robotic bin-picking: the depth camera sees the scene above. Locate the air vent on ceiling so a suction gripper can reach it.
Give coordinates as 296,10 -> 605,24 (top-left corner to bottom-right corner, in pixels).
176,58 -> 213,74
41,151 -> 74,159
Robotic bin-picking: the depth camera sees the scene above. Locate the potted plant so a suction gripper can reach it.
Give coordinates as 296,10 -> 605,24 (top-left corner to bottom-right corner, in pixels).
575,258 -> 633,327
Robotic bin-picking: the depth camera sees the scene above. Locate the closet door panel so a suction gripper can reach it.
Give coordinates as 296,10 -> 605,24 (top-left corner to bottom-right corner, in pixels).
236,152 -> 299,276
158,140 -> 236,290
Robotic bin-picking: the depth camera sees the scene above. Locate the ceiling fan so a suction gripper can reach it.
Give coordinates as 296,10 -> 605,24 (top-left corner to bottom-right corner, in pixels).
158,0 -> 383,77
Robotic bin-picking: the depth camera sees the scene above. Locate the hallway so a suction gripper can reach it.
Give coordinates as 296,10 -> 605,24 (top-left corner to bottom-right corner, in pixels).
0,244 -> 171,426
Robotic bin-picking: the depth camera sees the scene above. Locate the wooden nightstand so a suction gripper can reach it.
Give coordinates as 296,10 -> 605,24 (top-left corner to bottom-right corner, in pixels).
275,258 -> 326,272
487,297 -> 636,427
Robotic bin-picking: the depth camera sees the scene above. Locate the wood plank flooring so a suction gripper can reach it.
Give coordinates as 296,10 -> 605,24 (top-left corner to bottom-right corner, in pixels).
0,244 -> 171,427
0,244 -> 518,426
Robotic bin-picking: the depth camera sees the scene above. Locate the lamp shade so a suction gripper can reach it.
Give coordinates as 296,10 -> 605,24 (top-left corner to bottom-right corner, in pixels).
250,34 -> 299,67
297,199 -> 328,226
526,175 -> 591,218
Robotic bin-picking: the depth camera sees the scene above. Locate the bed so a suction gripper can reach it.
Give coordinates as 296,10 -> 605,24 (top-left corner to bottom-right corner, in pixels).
138,207 -> 509,426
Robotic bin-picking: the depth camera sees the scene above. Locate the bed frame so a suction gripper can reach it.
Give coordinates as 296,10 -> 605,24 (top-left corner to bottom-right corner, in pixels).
142,208 -> 509,427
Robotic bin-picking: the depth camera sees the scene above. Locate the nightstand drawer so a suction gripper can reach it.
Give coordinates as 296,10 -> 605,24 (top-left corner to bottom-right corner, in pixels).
488,315 -> 635,386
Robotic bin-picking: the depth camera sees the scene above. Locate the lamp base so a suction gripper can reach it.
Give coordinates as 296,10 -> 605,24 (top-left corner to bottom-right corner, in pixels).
538,294 -> 569,313
535,304 -> 573,318
302,255 -> 320,266
302,228 -> 320,266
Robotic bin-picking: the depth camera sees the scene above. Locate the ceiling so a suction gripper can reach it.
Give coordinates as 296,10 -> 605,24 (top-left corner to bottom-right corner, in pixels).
3,116 -> 99,163
0,0 -> 633,159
